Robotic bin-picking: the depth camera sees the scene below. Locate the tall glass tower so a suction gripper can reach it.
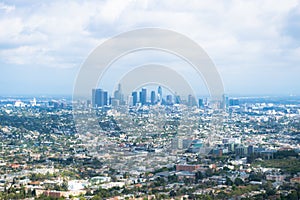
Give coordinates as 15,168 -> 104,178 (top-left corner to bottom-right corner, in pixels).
157,86 -> 162,102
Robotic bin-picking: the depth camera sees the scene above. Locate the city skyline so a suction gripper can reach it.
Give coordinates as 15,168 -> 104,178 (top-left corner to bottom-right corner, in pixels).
90,84 -> 243,110
1,1 -> 300,96
92,84 -> 185,107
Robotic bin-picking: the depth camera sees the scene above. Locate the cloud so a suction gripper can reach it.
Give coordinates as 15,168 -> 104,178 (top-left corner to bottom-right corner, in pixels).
0,1 -> 105,68
0,0 -> 300,95
0,2 -> 15,13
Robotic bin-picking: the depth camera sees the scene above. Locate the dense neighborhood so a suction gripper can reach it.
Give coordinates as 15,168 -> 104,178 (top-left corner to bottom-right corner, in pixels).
0,96 -> 299,199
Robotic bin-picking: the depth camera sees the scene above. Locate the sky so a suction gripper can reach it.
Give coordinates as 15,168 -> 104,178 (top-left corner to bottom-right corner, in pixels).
0,0 -> 300,96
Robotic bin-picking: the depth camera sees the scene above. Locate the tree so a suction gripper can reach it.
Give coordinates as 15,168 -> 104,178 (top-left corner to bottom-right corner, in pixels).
286,191 -> 298,200
195,171 -> 204,182
234,177 -> 244,186
61,180 -> 68,191
169,190 -> 176,197
249,172 -> 264,182
91,195 -> 102,200
216,191 -> 228,199
154,177 -> 166,187
168,174 -> 178,183
225,177 -> 233,186
95,188 -> 109,198
205,169 -> 213,177
223,166 -> 230,171
266,188 -> 276,196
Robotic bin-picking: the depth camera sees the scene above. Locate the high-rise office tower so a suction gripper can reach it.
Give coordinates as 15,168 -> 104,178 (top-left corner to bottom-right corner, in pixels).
117,83 -> 121,92
157,86 -> 162,102
93,88 -> 101,107
132,91 -> 138,106
221,94 -> 229,109
99,89 -> 104,106
114,83 -> 124,105
103,91 -> 108,106
96,89 -> 102,107
198,98 -> 204,108
188,94 -> 197,107
92,89 -> 96,107
229,98 -> 239,106
111,99 -> 120,106
92,88 -> 108,107
127,95 -> 133,106
174,95 -> 181,104
247,145 -> 254,155
141,88 -> 147,105
139,91 -> 142,104
151,91 -> 156,105
166,94 -> 173,104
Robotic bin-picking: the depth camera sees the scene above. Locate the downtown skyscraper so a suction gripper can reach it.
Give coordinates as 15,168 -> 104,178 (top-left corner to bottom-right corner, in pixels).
92,88 -> 108,107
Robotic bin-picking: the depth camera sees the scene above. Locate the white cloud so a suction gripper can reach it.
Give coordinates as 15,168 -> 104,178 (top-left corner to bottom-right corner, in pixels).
0,0 -> 300,95
0,2 -> 15,13
1,0 -> 299,68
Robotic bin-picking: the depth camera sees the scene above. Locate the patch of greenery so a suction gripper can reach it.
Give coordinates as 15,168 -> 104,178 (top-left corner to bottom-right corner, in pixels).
253,158 -> 300,174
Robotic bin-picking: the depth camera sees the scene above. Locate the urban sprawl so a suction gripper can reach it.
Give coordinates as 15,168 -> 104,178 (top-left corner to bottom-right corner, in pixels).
0,85 -> 299,199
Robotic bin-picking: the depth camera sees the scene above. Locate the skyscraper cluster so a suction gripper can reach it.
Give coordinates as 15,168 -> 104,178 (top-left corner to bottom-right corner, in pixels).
92,84 -> 125,108
92,88 -> 108,107
92,84 -> 208,108
132,88 -> 154,106
113,84 -> 124,105
132,86 -> 168,106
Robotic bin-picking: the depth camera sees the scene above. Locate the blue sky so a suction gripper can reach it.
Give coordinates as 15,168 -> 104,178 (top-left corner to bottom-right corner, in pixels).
0,0 -> 300,96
